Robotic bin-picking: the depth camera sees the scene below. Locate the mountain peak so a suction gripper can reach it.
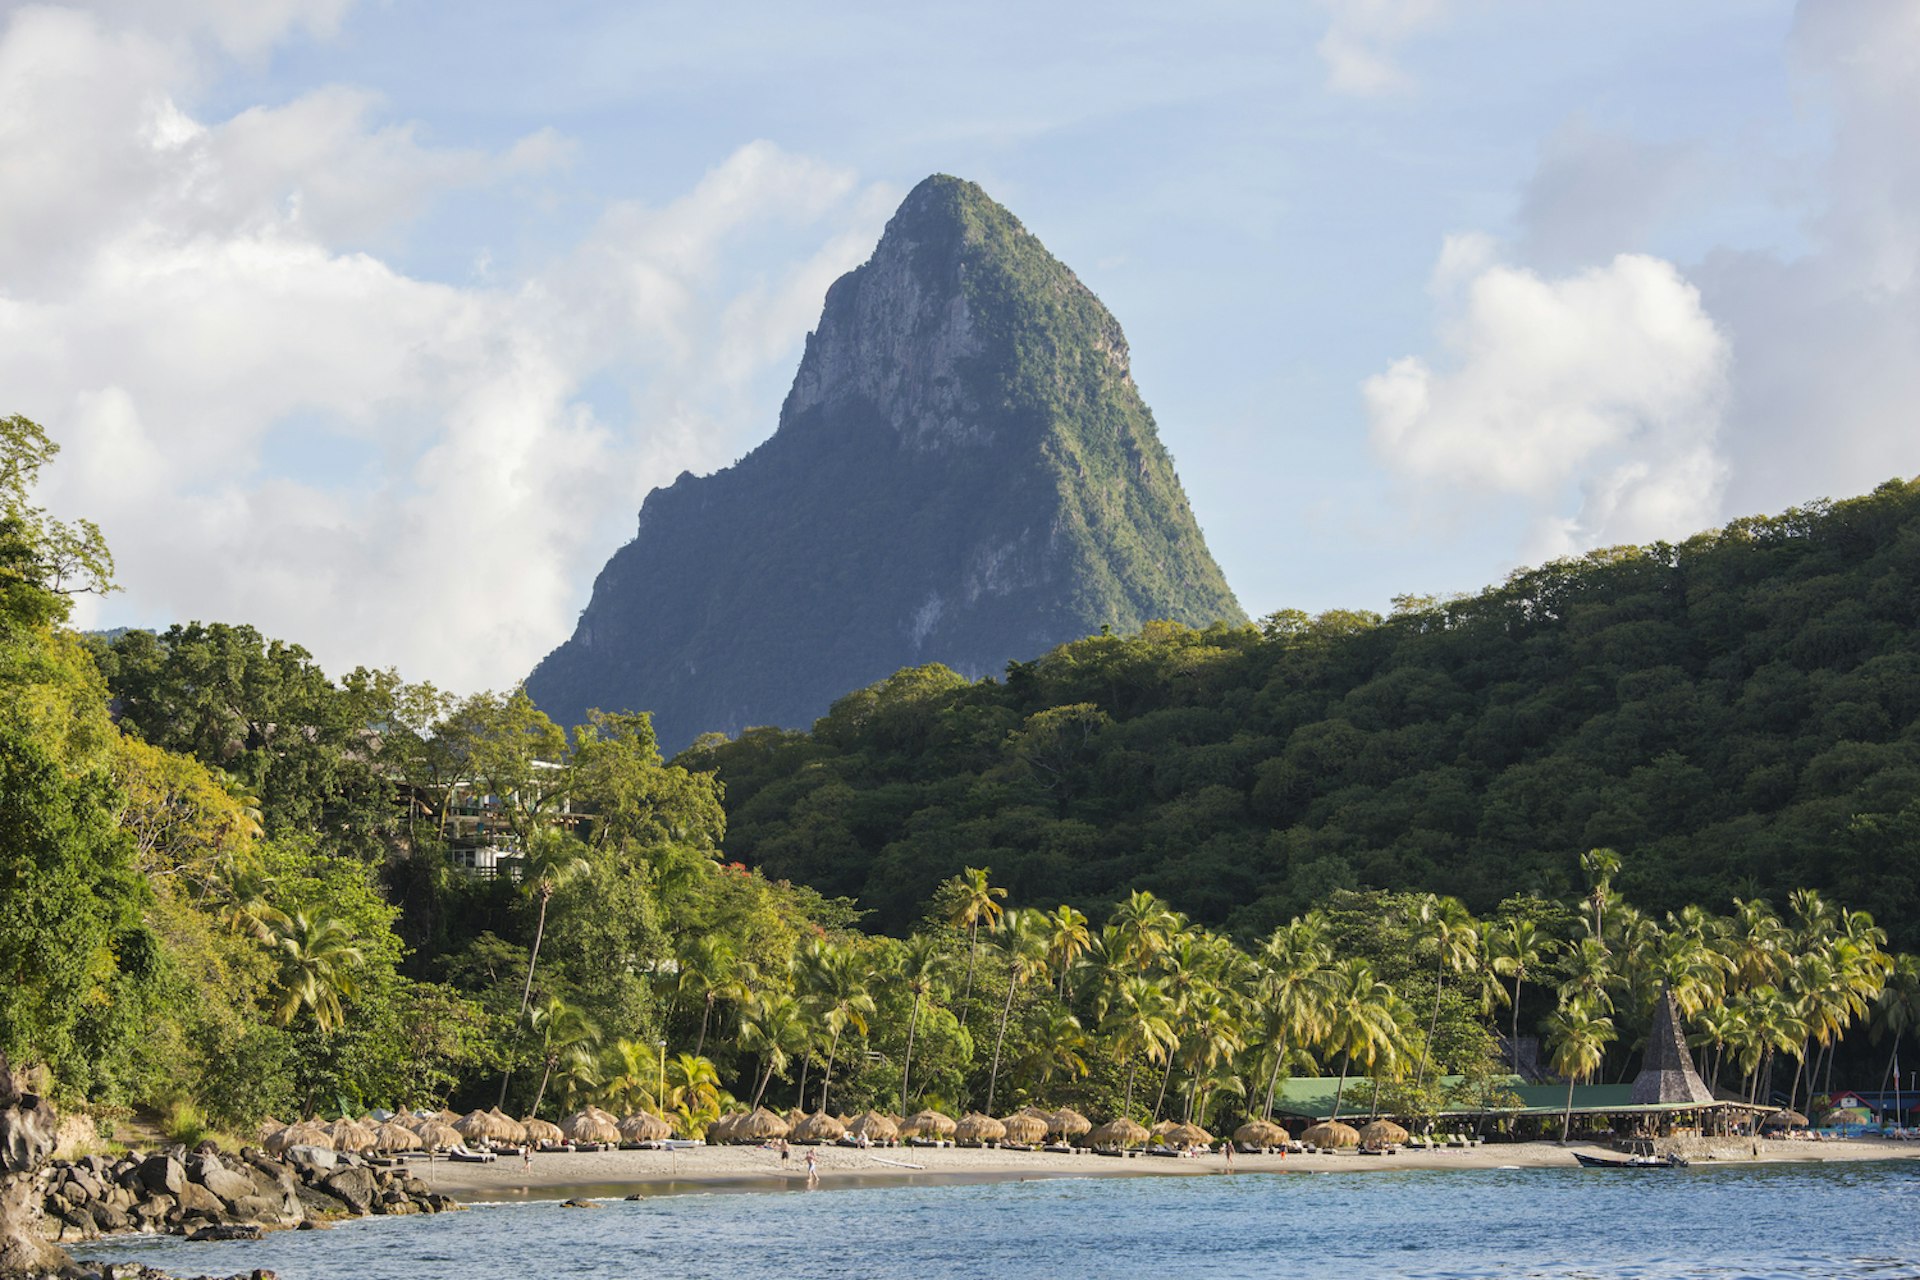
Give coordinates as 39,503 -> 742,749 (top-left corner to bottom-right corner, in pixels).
528,180 -> 1242,751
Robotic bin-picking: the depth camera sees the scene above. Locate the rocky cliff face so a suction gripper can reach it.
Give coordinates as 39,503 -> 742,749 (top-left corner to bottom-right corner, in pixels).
528,175 -> 1243,752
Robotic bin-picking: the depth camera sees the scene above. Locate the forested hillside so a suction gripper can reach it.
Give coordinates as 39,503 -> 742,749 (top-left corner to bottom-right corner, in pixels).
692,479 -> 1920,946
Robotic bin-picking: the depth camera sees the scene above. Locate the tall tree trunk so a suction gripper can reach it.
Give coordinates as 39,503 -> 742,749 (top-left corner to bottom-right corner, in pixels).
900,994 -> 923,1116
1510,973 -> 1524,1076
819,1025 -> 844,1114
517,889 -> 552,1016
530,1055 -> 556,1120
794,1053 -> 811,1111
751,1054 -> 776,1110
1262,1038 -> 1287,1120
695,992 -> 715,1059
1123,1061 -> 1138,1116
1332,1056 -> 1350,1121
961,923 -> 979,1009
986,976 -> 1018,1116
1152,1040 -> 1179,1122
1788,1038 -> 1810,1119
1416,961 -> 1443,1092
1560,1076 -> 1574,1143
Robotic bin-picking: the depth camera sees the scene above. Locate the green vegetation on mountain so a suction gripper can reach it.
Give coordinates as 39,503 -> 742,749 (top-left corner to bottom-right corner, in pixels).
528,175 -> 1241,753
692,478 -> 1920,950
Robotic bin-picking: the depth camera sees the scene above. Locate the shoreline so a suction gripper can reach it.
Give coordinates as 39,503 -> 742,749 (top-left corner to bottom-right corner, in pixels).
418,1136 -> 1920,1202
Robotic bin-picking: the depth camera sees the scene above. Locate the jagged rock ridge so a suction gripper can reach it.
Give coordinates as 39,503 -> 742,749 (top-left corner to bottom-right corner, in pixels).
528,175 -> 1244,751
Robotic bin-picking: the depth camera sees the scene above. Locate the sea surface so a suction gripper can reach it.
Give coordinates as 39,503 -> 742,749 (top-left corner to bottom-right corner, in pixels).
74,1160 -> 1920,1280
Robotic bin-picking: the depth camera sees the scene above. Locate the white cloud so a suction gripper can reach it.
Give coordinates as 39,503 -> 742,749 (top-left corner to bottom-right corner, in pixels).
1313,0 -> 1447,96
1364,250 -> 1730,557
6,5 -> 892,694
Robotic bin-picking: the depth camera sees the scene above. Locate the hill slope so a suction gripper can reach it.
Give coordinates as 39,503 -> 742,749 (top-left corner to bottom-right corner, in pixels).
527,175 -> 1243,750
688,480 -> 1920,946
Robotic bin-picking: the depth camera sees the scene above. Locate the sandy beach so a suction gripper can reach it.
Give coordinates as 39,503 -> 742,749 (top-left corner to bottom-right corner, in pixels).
421,1136 -> 1920,1202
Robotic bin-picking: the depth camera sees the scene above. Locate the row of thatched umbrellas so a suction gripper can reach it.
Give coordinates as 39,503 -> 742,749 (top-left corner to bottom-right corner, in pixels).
257,1105 -> 1403,1157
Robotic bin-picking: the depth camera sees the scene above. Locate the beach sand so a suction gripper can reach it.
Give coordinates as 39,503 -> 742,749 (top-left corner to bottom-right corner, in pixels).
421,1136 -> 1920,1202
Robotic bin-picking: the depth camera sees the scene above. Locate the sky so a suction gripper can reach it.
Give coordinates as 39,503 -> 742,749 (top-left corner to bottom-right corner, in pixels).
5,0 -> 1919,694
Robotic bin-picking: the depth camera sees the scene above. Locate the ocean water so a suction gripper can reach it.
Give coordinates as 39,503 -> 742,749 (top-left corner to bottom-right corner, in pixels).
74,1161 -> 1920,1280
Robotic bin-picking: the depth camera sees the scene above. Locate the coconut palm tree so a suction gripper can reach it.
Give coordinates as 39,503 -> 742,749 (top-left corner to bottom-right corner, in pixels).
737,991 -> 806,1110
1323,957 -> 1400,1120
1871,954 -> 1920,1106
1544,1001 -> 1613,1142
1042,904 -> 1092,998
1250,916 -> 1333,1120
1109,889 -> 1178,967
526,996 -> 600,1119
664,1053 -> 724,1132
896,934 -> 947,1114
1018,1006 -> 1092,1091
1580,847 -> 1622,945
797,940 -> 876,1113
677,935 -> 740,1059
513,831 -> 592,1017
948,866 -> 1007,1009
1489,918 -> 1548,1076
266,909 -> 363,1033
1097,973 -> 1176,1117
599,1037 -> 664,1114
1409,895 -> 1478,1094
985,909 -> 1049,1114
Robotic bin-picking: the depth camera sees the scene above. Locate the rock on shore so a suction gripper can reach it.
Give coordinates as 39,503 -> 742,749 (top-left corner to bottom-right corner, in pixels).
36,1143 -> 459,1245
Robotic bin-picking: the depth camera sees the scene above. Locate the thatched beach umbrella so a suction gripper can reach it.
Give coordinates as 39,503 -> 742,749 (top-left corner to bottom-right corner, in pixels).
1049,1108 -> 1092,1142
255,1115 -> 284,1140
326,1118 -> 378,1153
1000,1113 -> 1048,1145
434,1109 -> 461,1124
1090,1117 -> 1149,1149
846,1111 -> 898,1143
522,1116 -> 564,1146
620,1112 -> 672,1142
1166,1123 -> 1212,1149
1150,1118 -> 1178,1137
1358,1119 -> 1408,1146
1762,1109 -> 1810,1129
487,1108 -> 529,1145
900,1109 -> 957,1139
415,1121 -> 462,1151
954,1113 -> 1007,1145
785,1108 -> 807,1126
734,1107 -> 791,1142
374,1121 -> 422,1153
707,1112 -> 745,1144
791,1112 -> 846,1143
1302,1120 -> 1360,1149
456,1109 -> 519,1145
560,1107 -> 622,1145
1233,1119 -> 1290,1149
264,1123 -> 332,1156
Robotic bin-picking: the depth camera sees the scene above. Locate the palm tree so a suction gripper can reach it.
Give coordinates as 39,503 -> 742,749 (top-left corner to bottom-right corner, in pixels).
266,910 -> 362,1033
526,996 -> 600,1118
1042,904 -> 1092,998
797,941 -> 875,1114
599,1037 -> 664,1114
1871,955 -> 1920,1106
1323,958 -> 1400,1120
663,1053 -> 724,1132
985,909 -> 1049,1114
677,935 -> 740,1059
1580,847 -> 1622,945
1544,1001 -> 1614,1142
896,934 -> 946,1114
513,832 -> 592,1017
1109,889 -> 1177,967
949,867 -> 1007,1009
1251,916 -> 1333,1119
1409,895 -> 1478,1093
1019,1007 -> 1092,1091
1097,973 -> 1176,1117
737,991 -> 806,1110
1489,918 -> 1548,1076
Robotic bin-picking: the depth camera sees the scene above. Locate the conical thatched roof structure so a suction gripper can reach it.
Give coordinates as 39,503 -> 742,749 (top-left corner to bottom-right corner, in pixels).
522,1116 -> 564,1145
1166,1123 -> 1212,1148
560,1107 -> 621,1144
487,1108 -> 529,1145
619,1112 -> 672,1142
326,1118 -> 378,1152
791,1112 -> 846,1143
1761,1108 -> 1809,1129
456,1108 -> 520,1144
1629,983 -> 1717,1106
1089,1117 -> 1149,1148
900,1109 -> 957,1139
735,1106 -> 791,1142
846,1110 -> 898,1142
255,1115 -> 284,1140
1302,1120 -> 1359,1148
1358,1119 -> 1408,1145
435,1108 -> 461,1124
785,1108 -> 807,1126
954,1113 -> 1007,1144
374,1121 -> 422,1153
1049,1108 -> 1093,1140
264,1122 -> 332,1155
1000,1113 -> 1048,1145
708,1112 -> 746,1144
1234,1119 -> 1289,1148
1150,1118 -> 1178,1136
416,1121 -> 462,1151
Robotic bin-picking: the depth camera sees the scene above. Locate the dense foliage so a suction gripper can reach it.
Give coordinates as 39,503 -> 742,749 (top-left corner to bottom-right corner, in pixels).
696,478 -> 1920,951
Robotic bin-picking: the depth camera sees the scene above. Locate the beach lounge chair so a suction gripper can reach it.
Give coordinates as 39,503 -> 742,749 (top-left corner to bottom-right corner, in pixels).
446,1145 -> 496,1163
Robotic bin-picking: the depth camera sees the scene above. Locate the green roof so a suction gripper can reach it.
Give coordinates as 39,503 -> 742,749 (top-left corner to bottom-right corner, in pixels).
1271,1077 -> 1737,1121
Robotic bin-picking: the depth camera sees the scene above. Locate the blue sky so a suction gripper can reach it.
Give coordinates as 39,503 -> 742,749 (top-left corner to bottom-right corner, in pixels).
7,0 -> 1918,693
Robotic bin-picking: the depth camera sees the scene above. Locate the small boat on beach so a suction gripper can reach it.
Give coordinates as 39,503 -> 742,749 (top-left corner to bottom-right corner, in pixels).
1573,1151 -> 1688,1169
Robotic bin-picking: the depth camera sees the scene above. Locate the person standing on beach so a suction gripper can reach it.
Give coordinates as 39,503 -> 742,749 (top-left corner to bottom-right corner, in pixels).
806,1148 -> 819,1186
1223,1142 -> 1234,1172
522,1144 -> 532,1171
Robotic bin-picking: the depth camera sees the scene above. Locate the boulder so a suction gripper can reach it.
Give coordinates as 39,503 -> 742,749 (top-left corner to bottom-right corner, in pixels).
174,1179 -> 225,1218
136,1154 -> 186,1198
188,1223 -> 263,1241
199,1163 -> 259,1206
283,1145 -> 338,1179
318,1166 -> 377,1214
228,1193 -> 286,1224
293,1183 -> 349,1217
